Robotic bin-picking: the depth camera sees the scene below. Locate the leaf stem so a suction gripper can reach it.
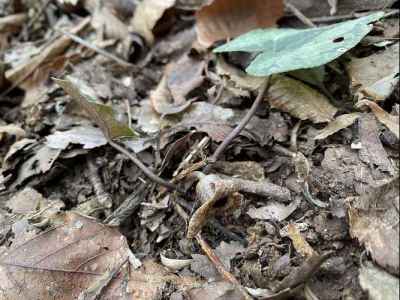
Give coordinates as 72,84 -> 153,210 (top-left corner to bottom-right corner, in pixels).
209,77 -> 270,163
108,139 -> 179,192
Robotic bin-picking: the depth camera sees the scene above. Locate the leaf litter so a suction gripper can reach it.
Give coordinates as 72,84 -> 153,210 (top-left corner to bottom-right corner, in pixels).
0,1 -> 398,299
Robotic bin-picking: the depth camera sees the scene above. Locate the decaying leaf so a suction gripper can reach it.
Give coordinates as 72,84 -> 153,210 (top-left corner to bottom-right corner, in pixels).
186,280 -> 245,300
5,17 -> 90,107
247,197 -> 300,222
359,263 -> 400,300
358,113 -> 395,177
196,0 -> 284,47
54,76 -> 136,140
150,54 -> 205,115
215,12 -> 384,76
348,177 -> 399,275
0,212 -> 140,299
286,223 -> 316,258
347,41 -> 399,101
314,113 -> 361,140
357,100 -> 399,139
129,0 -> 176,45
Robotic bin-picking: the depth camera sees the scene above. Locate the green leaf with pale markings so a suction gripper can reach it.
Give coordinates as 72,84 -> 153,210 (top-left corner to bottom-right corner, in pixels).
54,76 -> 137,140
214,12 -> 384,76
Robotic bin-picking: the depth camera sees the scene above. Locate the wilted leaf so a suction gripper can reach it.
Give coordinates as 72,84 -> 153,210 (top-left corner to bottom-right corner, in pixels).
359,263 -> 400,300
54,76 -> 136,140
314,113 -> 361,140
215,12 -> 384,76
348,43 -> 399,101
129,0 -> 176,45
196,0 -> 284,47
0,212 -> 140,299
357,100 -> 399,139
348,177 -> 399,275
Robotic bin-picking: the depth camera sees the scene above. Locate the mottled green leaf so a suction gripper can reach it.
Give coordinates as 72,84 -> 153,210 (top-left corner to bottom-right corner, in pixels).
214,12 -> 384,76
53,76 -> 136,140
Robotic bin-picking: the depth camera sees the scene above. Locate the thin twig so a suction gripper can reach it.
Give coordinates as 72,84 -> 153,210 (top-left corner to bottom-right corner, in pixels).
195,234 -> 252,300
290,120 -> 302,153
209,77 -> 270,163
55,27 -> 135,68
107,139 -> 179,192
285,2 -> 316,28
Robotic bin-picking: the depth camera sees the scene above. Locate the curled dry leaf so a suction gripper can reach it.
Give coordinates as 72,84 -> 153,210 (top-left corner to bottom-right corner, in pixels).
160,253 -> 192,270
187,172 -> 291,238
0,212 -> 140,299
54,76 -> 136,140
151,54 -> 205,115
196,0 -> 284,48
0,13 -> 27,34
356,100 -> 399,139
129,0 -> 176,45
348,177 -> 399,275
314,113 -> 361,140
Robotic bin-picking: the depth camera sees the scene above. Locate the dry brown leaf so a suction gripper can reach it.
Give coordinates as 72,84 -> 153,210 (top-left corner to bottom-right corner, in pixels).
356,100 -> 399,139
268,75 -> 338,123
0,13 -> 26,33
129,0 -> 176,45
196,0 -> 284,48
348,177 -> 399,275
187,281 -> 245,300
347,43 -> 399,102
314,113 -> 361,140
5,17 -> 90,107
287,223 -> 316,258
0,212 -> 139,299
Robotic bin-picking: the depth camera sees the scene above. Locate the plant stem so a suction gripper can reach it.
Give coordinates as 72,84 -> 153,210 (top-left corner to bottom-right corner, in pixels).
209,77 -> 270,163
108,139 -> 178,191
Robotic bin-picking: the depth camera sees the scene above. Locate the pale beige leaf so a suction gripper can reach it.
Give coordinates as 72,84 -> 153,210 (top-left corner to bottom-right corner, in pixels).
356,100 -> 399,139
268,75 -> 338,123
129,0 -> 176,45
314,113 -> 361,140
0,124 -> 26,140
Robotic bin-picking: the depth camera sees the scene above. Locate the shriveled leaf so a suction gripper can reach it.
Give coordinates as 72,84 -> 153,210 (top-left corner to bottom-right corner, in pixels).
54,76 -> 136,140
314,113 -> 361,140
215,12 -> 384,76
160,253 -> 192,270
268,75 -> 337,123
0,212 -> 140,299
348,42 -> 399,101
348,177 -> 399,275
196,0 -> 284,48
357,100 -> 399,139
359,263 -> 400,300
129,0 -> 176,45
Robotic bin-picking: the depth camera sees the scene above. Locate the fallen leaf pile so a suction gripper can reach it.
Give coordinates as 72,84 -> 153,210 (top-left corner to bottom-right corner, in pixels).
0,0 -> 398,299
